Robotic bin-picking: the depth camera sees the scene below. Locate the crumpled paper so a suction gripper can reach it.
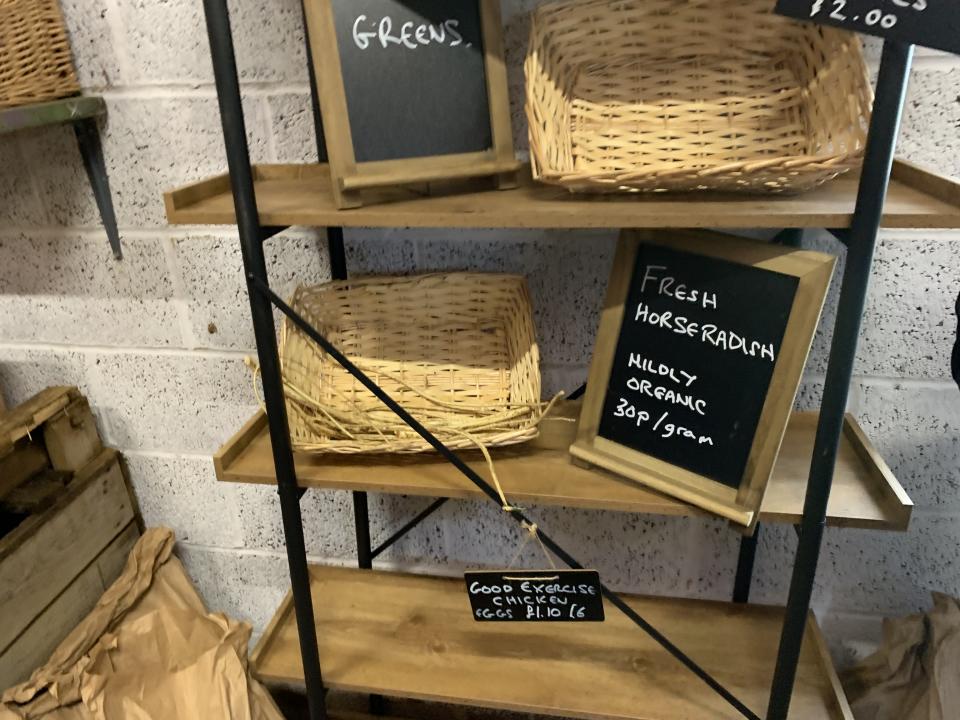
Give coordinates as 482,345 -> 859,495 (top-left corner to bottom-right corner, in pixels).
842,593 -> 960,720
1,528 -> 282,720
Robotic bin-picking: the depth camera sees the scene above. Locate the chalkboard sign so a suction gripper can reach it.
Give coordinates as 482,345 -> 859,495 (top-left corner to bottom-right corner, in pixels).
597,246 -> 797,490
571,231 -> 836,527
332,0 -> 490,162
464,570 -> 604,622
304,0 -> 519,208
775,0 -> 960,55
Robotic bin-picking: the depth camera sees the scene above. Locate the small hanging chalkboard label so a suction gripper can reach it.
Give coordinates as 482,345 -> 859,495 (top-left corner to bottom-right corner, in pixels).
775,0 -> 960,55
464,570 -> 605,622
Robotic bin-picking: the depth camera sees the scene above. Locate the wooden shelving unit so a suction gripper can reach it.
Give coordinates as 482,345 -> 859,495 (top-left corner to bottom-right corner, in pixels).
190,6 -> 951,718
163,161 -> 960,230
252,566 -> 852,720
216,409 -> 912,531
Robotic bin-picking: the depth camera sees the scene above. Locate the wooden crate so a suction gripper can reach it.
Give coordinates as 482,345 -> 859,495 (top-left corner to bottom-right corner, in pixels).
0,387 -> 103,504
0,449 -> 140,690
0,388 -> 141,691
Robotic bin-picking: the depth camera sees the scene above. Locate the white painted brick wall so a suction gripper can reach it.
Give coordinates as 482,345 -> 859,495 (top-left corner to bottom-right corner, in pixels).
0,0 -> 958,668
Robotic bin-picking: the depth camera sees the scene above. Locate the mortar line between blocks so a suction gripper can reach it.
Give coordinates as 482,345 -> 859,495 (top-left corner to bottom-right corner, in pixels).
911,507 -> 960,521
911,54 -> 960,71
99,0 -> 136,86
0,340 -> 252,359
122,448 -> 222,462
262,94 -> 280,163
88,57 -> 960,99
826,607 -> 895,622
95,82 -> 312,100
853,375 -> 960,389
173,542 -> 496,581
159,236 -> 201,349
880,229 -> 960,242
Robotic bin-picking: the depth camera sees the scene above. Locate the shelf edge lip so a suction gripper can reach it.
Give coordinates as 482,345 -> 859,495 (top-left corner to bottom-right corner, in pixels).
164,214 -> 960,229
162,160 -> 960,231
213,411 -> 913,532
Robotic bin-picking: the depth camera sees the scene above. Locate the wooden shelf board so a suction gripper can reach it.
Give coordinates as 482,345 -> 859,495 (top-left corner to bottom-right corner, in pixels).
216,410 -> 912,531
251,565 -> 853,720
164,160 -> 960,230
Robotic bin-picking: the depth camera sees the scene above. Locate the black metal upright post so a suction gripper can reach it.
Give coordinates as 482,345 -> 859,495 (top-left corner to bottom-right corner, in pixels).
353,490 -> 374,568
299,0 -> 326,162
203,1 -> 327,718
766,40 -> 914,720
733,526 -> 760,604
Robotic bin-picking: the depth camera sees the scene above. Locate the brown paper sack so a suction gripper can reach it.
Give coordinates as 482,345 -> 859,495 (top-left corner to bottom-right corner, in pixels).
842,593 -> 960,720
1,528 -> 283,720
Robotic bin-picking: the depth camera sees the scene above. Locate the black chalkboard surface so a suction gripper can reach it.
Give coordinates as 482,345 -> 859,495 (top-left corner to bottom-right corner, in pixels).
776,0 -> 960,55
331,0 -> 492,162
597,245 -> 799,489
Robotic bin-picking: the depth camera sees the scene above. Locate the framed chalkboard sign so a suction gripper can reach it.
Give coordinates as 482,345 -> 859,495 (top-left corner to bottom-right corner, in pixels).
303,0 -> 519,208
571,231 -> 835,527
775,0 -> 960,55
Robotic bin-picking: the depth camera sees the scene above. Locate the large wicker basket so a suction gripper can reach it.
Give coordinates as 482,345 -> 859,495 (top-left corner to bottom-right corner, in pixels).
279,273 -> 547,455
525,0 -> 873,194
0,0 -> 79,109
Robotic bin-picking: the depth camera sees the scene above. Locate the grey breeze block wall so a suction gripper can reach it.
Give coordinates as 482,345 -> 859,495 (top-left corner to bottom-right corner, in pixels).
0,0 -> 959,666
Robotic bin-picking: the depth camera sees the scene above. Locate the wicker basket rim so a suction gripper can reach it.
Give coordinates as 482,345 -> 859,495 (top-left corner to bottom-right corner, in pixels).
293,272 -> 528,290
524,0 -> 873,194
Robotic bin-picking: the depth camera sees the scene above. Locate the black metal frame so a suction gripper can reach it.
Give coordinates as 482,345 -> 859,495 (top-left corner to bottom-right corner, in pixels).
201,0 -> 915,717
72,117 -> 122,260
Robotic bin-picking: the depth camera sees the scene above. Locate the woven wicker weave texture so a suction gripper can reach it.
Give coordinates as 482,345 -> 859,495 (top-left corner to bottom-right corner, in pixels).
525,0 -> 873,194
280,274 -> 545,455
0,0 -> 79,109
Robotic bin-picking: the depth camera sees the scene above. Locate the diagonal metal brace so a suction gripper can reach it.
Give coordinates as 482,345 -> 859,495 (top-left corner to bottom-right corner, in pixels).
250,275 -> 762,720
372,498 -> 449,559
827,228 -> 852,246
260,226 -> 290,242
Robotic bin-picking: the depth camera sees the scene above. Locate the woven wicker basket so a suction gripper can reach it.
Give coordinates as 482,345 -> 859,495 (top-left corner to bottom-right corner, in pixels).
0,0 -> 79,109
525,0 -> 873,194
279,273 -> 547,455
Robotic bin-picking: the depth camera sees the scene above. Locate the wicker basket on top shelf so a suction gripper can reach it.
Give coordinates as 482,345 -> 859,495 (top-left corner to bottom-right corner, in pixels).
279,273 -> 548,455
0,0 -> 79,109
525,0 -> 873,195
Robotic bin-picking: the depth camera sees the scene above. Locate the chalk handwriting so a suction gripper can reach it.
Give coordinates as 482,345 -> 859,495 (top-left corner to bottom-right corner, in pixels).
352,15 -> 468,50
633,302 -> 776,363
638,264 -> 719,310
613,400 -> 714,446
627,353 -> 698,387
624,377 -> 707,416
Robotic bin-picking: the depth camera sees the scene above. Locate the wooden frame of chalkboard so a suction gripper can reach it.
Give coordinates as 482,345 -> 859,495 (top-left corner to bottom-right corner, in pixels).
571,230 -> 835,528
303,0 -> 520,209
